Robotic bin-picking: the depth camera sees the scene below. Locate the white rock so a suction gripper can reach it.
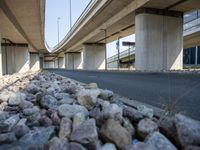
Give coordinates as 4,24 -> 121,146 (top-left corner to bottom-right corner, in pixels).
99,143 -> 117,150
58,104 -> 89,118
137,105 -> 154,118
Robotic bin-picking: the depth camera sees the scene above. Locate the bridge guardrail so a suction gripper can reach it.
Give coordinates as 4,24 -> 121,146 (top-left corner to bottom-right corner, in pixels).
184,17 -> 200,33
107,47 -> 135,63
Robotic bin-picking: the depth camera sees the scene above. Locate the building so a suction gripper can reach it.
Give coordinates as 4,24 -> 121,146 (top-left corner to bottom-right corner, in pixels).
108,9 -> 200,69
183,10 -> 200,67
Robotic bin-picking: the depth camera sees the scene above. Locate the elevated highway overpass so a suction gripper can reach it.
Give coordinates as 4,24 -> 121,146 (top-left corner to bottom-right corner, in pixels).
0,0 -> 46,75
0,0 -> 200,76
45,0 -> 200,71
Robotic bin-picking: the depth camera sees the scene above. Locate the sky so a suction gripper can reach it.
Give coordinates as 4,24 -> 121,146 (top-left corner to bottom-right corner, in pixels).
45,0 -> 135,58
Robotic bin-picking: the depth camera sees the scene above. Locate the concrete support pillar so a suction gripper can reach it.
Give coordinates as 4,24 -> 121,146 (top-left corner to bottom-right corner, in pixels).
54,58 -> 58,68
58,57 -> 65,68
40,57 -> 43,69
135,8 -> 183,71
82,44 -> 105,70
30,52 -> 40,71
0,33 -> 3,76
65,52 -> 82,69
43,61 -> 54,68
0,42 -> 30,74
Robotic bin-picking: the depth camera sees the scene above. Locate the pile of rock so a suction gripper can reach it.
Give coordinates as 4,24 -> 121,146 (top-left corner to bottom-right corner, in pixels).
0,71 -> 199,150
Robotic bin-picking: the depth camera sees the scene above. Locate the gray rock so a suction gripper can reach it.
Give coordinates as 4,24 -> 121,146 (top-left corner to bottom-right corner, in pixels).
99,143 -> 117,150
77,89 -> 100,110
159,117 -> 180,148
23,106 -> 40,116
184,146 -> 200,150
12,118 -> 30,138
45,137 -> 68,150
137,105 -> 154,118
97,99 -> 110,109
72,112 -> 86,131
70,119 -> 98,149
4,114 -> 20,130
0,111 -> 9,122
59,117 -> 72,139
39,116 -> 53,127
26,112 -> 41,127
8,92 -> 26,106
50,112 -> 61,126
175,114 -> 200,148
0,132 -> 17,144
26,144 -> 44,150
137,118 -> 158,140
99,89 -> 114,100
100,119 -> 132,149
89,106 -> 101,119
25,93 -> 35,102
68,142 -> 87,150
59,97 -> 74,105
124,143 -> 155,150
40,95 -> 57,109
19,100 -> 33,109
122,118 -> 135,136
146,131 -> 177,150
101,103 -> 123,122
123,106 -> 144,123
54,93 -> 70,100
36,92 -> 43,102
26,84 -> 39,94
58,104 -> 89,118
18,126 -> 55,148
85,83 -> 98,89
0,122 -> 10,133
0,90 -> 14,102
0,102 -> 8,111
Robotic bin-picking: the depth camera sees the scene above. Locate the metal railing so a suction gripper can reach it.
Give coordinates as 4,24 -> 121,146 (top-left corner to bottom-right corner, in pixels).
183,10 -> 200,36
184,17 -> 200,33
107,47 -> 135,63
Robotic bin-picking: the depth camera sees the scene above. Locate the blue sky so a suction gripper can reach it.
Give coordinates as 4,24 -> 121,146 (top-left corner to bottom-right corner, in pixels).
45,0 -> 135,58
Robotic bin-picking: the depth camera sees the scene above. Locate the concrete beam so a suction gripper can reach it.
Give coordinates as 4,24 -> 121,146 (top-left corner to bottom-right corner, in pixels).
135,8 -> 183,71
82,44 -> 105,70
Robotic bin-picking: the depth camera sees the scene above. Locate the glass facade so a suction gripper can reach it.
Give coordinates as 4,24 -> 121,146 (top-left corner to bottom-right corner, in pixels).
198,46 -> 200,64
183,10 -> 200,66
183,47 -> 196,64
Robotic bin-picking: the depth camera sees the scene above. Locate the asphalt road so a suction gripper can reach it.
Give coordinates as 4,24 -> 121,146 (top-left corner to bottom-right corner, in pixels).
47,69 -> 200,120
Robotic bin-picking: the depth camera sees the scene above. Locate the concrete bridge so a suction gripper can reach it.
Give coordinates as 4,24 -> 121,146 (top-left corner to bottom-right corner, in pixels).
0,0 -> 200,76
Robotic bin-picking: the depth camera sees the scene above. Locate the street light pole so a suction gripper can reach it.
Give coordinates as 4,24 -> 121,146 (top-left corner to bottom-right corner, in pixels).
57,17 -> 61,44
69,0 -> 72,29
117,37 -> 121,70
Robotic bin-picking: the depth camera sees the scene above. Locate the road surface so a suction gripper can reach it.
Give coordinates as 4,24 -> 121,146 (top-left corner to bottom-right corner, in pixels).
47,69 -> 200,120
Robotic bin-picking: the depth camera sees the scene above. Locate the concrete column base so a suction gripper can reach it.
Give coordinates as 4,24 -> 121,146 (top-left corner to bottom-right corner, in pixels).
82,44 -> 105,70
30,53 -> 40,71
135,8 -> 183,71
65,52 -> 82,69
0,42 -> 30,75
58,57 -> 65,68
